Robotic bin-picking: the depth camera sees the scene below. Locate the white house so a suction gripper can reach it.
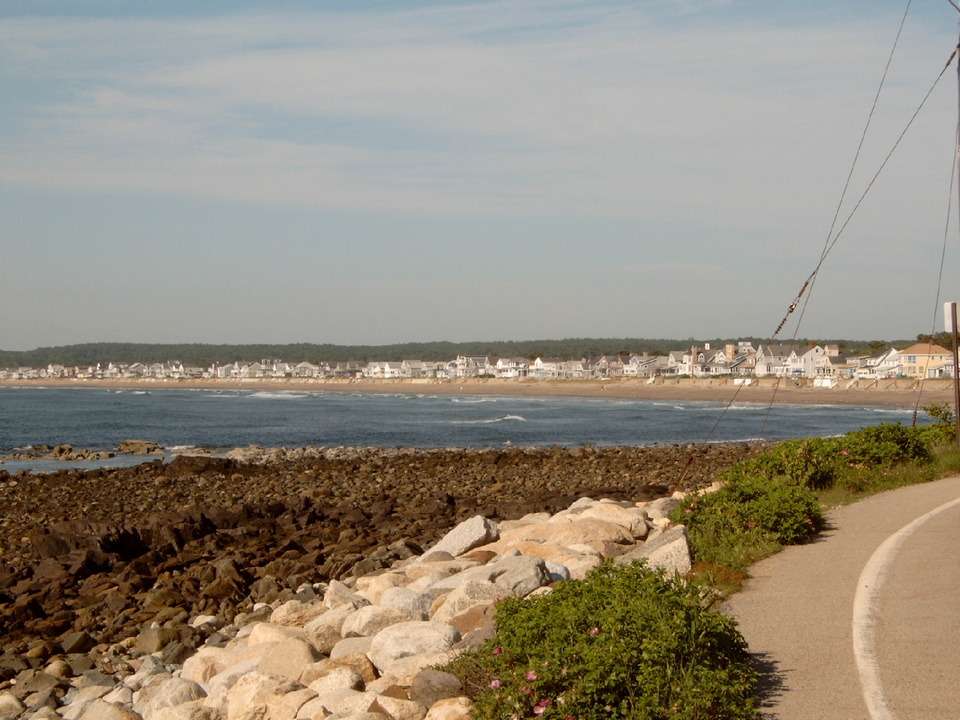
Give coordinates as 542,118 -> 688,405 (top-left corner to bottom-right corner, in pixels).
754,344 -> 795,377
531,357 -> 565,379
815,353 -> 855,378
492,357 -> 529,378
364,361 -> 404,379
592,356 -> 625,378
853,348 -> 900,379
675,345 -> 729,377
562,359 -> 591,379
294,361 -> 320,378
785,346 -> 826,378
453,356 -> 489,378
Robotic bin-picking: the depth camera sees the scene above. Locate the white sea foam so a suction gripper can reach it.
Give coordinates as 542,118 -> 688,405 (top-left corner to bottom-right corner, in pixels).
247,391 -> 309,400
449,415 -> 526,425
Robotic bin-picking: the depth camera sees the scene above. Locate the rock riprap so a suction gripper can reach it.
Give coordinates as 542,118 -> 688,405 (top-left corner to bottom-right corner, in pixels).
0,489 -> 716,719
0,443 -> 766,718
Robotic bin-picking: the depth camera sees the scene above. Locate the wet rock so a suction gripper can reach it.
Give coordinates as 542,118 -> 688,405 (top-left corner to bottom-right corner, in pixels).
58,632 -> 98,655
118,440 -> 164,455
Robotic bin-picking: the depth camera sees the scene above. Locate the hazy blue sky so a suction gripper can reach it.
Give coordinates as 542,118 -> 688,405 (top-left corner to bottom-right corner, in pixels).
2,1 -> 959,351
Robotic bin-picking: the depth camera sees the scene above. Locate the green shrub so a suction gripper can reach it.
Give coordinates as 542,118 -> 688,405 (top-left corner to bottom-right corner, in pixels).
924,402 -> 956,425
718,437 -> 841,490
833,424 -> 931,467
920,403 -> 958,447
918,423 -> 956,447
673,476 -> 823,555
445,561 -> 758,720
721,423 -> 934,493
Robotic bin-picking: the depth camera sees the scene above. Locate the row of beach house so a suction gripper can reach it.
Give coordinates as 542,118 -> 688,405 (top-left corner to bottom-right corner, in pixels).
2,342 -> 955,382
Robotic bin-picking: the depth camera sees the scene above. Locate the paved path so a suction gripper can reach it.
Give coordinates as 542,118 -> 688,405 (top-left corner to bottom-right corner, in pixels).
721,475 -> 960,720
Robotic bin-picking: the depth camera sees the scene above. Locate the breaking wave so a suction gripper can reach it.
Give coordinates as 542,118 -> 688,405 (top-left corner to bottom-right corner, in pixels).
449,415 -> 527,425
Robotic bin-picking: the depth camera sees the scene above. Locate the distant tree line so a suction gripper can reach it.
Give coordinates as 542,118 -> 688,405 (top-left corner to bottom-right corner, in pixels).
0,337 -> 914,369
916,332 -> 956,350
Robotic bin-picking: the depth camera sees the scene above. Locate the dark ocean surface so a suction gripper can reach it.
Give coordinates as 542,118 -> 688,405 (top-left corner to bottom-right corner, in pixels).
0,386 -> 928,473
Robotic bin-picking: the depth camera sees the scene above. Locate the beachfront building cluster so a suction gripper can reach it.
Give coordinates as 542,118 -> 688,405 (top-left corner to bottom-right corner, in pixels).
2,342 -> 954,382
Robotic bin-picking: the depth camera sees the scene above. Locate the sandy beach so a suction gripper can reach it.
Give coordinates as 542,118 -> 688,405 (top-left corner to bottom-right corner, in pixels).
2,375 -> 955,408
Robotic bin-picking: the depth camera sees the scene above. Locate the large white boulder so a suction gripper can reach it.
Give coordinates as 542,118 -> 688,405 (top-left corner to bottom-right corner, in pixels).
270,599 -> 332,627
183,643 -> 278,685
490,555 -> 551,596
498,517 -> 634,547
313,688 -> 379,717
370,693 -> 428,720
150,704 -> 222,720
402,560 -> 481,582
201,658 -> 262,712
430,581 -> 502,624
306,665 -> 365,695
75,700 -> 143,720
323,580 -> 370,609
368,622 -> 461,673
355,572 -> 408,604
615,525 -> 692,575
224,671 -> 302,720
377,586 -> 435,617
134,677 -> 206,720
247,622 -> 305,646
329,636 -> 373,661
427,515 -> 499,557
341,605 -> 426,637
569,502 -> 651,539
266,687 -> 317,720
304,601 -> 366,638
422,697 -> 474,720
258,637 -> 323,682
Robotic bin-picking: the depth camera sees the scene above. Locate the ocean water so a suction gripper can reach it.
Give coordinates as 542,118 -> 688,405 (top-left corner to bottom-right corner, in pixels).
0,386 -> 926,473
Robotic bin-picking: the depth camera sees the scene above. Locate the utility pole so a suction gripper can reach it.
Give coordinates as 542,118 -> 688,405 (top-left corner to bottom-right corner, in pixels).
950,302 -> 960,447
954,3 -> 960,447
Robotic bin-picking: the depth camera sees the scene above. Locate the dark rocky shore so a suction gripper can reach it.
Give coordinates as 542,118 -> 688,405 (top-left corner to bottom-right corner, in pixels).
0,442 -> 769,704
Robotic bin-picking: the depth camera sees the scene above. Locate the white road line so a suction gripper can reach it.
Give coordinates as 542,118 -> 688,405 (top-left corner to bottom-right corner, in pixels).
852,496 -> 960,720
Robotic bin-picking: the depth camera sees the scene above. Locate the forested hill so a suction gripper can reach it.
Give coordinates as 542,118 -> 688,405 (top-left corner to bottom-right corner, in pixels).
0,338 -> 895,368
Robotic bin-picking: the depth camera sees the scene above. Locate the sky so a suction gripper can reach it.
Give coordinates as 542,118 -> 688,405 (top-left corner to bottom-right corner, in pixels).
2,0 -> 960,351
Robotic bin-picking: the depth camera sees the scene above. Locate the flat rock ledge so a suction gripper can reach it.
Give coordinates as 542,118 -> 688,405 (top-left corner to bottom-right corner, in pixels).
0,486 -> 717,720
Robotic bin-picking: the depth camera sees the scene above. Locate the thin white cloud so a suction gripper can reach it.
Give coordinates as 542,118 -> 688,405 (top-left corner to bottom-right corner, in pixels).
1,1 -> 957,348
3,3 -> 952,227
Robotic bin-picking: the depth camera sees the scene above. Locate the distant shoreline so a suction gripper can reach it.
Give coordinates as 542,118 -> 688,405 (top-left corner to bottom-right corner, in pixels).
1,376 -> 953,408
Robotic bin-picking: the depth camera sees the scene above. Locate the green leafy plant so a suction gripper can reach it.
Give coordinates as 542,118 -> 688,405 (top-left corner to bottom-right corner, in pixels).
671,475 -> 823,575
833,423 -> 931,467
718,437 -> 840,490
675,422 -> 949,585
445,561 -> 758,720
720,423 -> 934,493
919,403 -> 958,446
924,402 -> 956,425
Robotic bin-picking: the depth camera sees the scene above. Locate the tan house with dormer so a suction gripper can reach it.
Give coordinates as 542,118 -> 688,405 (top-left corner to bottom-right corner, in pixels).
898,343 -> 952,378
